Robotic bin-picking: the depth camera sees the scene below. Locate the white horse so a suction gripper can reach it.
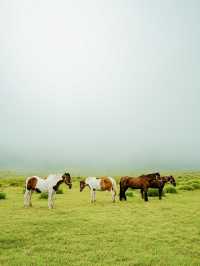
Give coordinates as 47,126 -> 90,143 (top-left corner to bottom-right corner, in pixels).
80,176 -> 117,202
24,172 -> 72,209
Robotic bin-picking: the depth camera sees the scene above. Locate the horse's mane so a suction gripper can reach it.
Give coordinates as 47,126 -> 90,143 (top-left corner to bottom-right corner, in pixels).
139,172 -> 160,180
46,174 -> 62,180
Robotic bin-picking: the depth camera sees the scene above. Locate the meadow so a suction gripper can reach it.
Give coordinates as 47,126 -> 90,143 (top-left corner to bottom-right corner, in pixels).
0,171 -> 200,266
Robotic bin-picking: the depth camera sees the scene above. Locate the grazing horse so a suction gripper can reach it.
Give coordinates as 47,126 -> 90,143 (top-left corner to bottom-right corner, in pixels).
141,175 -> 176,200
24,172 -> 72,209
119,172 -> 160,202
80,176 -> 117,203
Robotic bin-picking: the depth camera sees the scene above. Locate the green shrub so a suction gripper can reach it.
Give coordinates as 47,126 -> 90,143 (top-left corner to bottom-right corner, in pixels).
0,192 -> 6,199
191,180 -> 200,184
126,192 -> 134,197
147,189 -> 165,197
178,185 -> 194,191
191,183 -> 200,189
164,186 -> 177,194
9,182 -> 20,187
39,192 -> 48,199
56,189 -> 63,194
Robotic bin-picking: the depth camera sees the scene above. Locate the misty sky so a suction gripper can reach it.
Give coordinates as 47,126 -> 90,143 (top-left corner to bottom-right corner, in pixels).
0,0 -> 200,174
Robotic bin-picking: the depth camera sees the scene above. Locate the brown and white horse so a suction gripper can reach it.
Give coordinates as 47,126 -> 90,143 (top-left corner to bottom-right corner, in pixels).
80,176 -> 117,203
24,172 -> 72,209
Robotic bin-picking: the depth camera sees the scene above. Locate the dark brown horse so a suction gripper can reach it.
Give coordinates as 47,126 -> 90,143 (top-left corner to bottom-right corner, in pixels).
119,172 -> 160,202
140,175 -> 176,200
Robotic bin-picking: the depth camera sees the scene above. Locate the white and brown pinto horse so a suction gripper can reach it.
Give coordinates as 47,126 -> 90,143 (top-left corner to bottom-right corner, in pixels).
24,172 -> 72,209
80,176 -> 117,203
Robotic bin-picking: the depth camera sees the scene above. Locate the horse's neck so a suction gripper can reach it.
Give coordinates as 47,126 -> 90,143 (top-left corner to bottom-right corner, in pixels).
161,176 -> 169,183
46,175 -> 62,186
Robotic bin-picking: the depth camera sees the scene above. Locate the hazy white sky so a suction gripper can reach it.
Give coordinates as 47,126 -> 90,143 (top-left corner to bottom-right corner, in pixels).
0,0 -> 200,174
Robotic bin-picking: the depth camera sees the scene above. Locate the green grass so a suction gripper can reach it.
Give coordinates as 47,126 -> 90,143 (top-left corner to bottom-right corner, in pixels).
147,188 -> 165,197
0,181 -> 200,265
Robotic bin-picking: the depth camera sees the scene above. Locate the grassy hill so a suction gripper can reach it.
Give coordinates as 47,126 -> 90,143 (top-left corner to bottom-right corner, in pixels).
0,171 -> 200,265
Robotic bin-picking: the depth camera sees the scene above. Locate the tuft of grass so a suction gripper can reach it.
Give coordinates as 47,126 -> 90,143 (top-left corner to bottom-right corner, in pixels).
56,189 -> 63,194
147,188 -> 165,197
178,185 -> 194,191
191,183 -> 200,189
39,192 -> 48,199
125,192 -> 134,197
9,182 -> 21,187
164,186 -> 177,194
0,192 -> 6,199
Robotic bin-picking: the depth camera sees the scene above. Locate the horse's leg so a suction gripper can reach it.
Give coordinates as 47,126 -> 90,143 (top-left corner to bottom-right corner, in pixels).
159,187 -> 163,200
123,187 -> 128,200
120,189 -> 127,200
29,190 -> 33,207
51,190 -> 56,207
48,189 -> 54,209
144,188 -> 148,201
24,189 -> 30,207
119,182 -> 126,201
90,189 -> 94,203
119,188 -> 123,201
111,189 -> 116,202
93,190 -> 96,202
140,189 -> 144,199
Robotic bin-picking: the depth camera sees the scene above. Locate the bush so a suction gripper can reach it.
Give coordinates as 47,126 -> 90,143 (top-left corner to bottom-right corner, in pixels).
126,192 -> 134,197
191,180 -> 200,184
39,192 -> 48,199
178,185 -> 194,191
164,186 -> 177,194
9,182 -> 21,187
0,192 -> 6,199
56,189 -> 63,194
191,183 -> 200,189
147,189 -> 165,197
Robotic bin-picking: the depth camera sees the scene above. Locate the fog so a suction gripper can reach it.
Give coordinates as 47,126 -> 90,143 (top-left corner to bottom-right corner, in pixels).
0,0 -> 200,174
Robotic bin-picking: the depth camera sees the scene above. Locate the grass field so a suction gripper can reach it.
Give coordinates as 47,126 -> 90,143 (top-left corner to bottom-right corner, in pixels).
0,171 -> 200,266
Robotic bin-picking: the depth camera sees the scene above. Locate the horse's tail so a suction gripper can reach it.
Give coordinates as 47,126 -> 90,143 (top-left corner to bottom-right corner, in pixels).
111,178 -> 117,195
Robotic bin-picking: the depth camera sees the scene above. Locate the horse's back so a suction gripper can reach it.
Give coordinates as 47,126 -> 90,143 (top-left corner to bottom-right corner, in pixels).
25,176 -> 49,192
86,177 -> 100,190
99,176 -> 115,191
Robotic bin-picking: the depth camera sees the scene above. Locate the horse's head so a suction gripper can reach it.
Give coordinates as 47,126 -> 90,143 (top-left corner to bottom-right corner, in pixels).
168,176 -> 176,186
62,172 -> 72,189
80,180 -> 86,192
